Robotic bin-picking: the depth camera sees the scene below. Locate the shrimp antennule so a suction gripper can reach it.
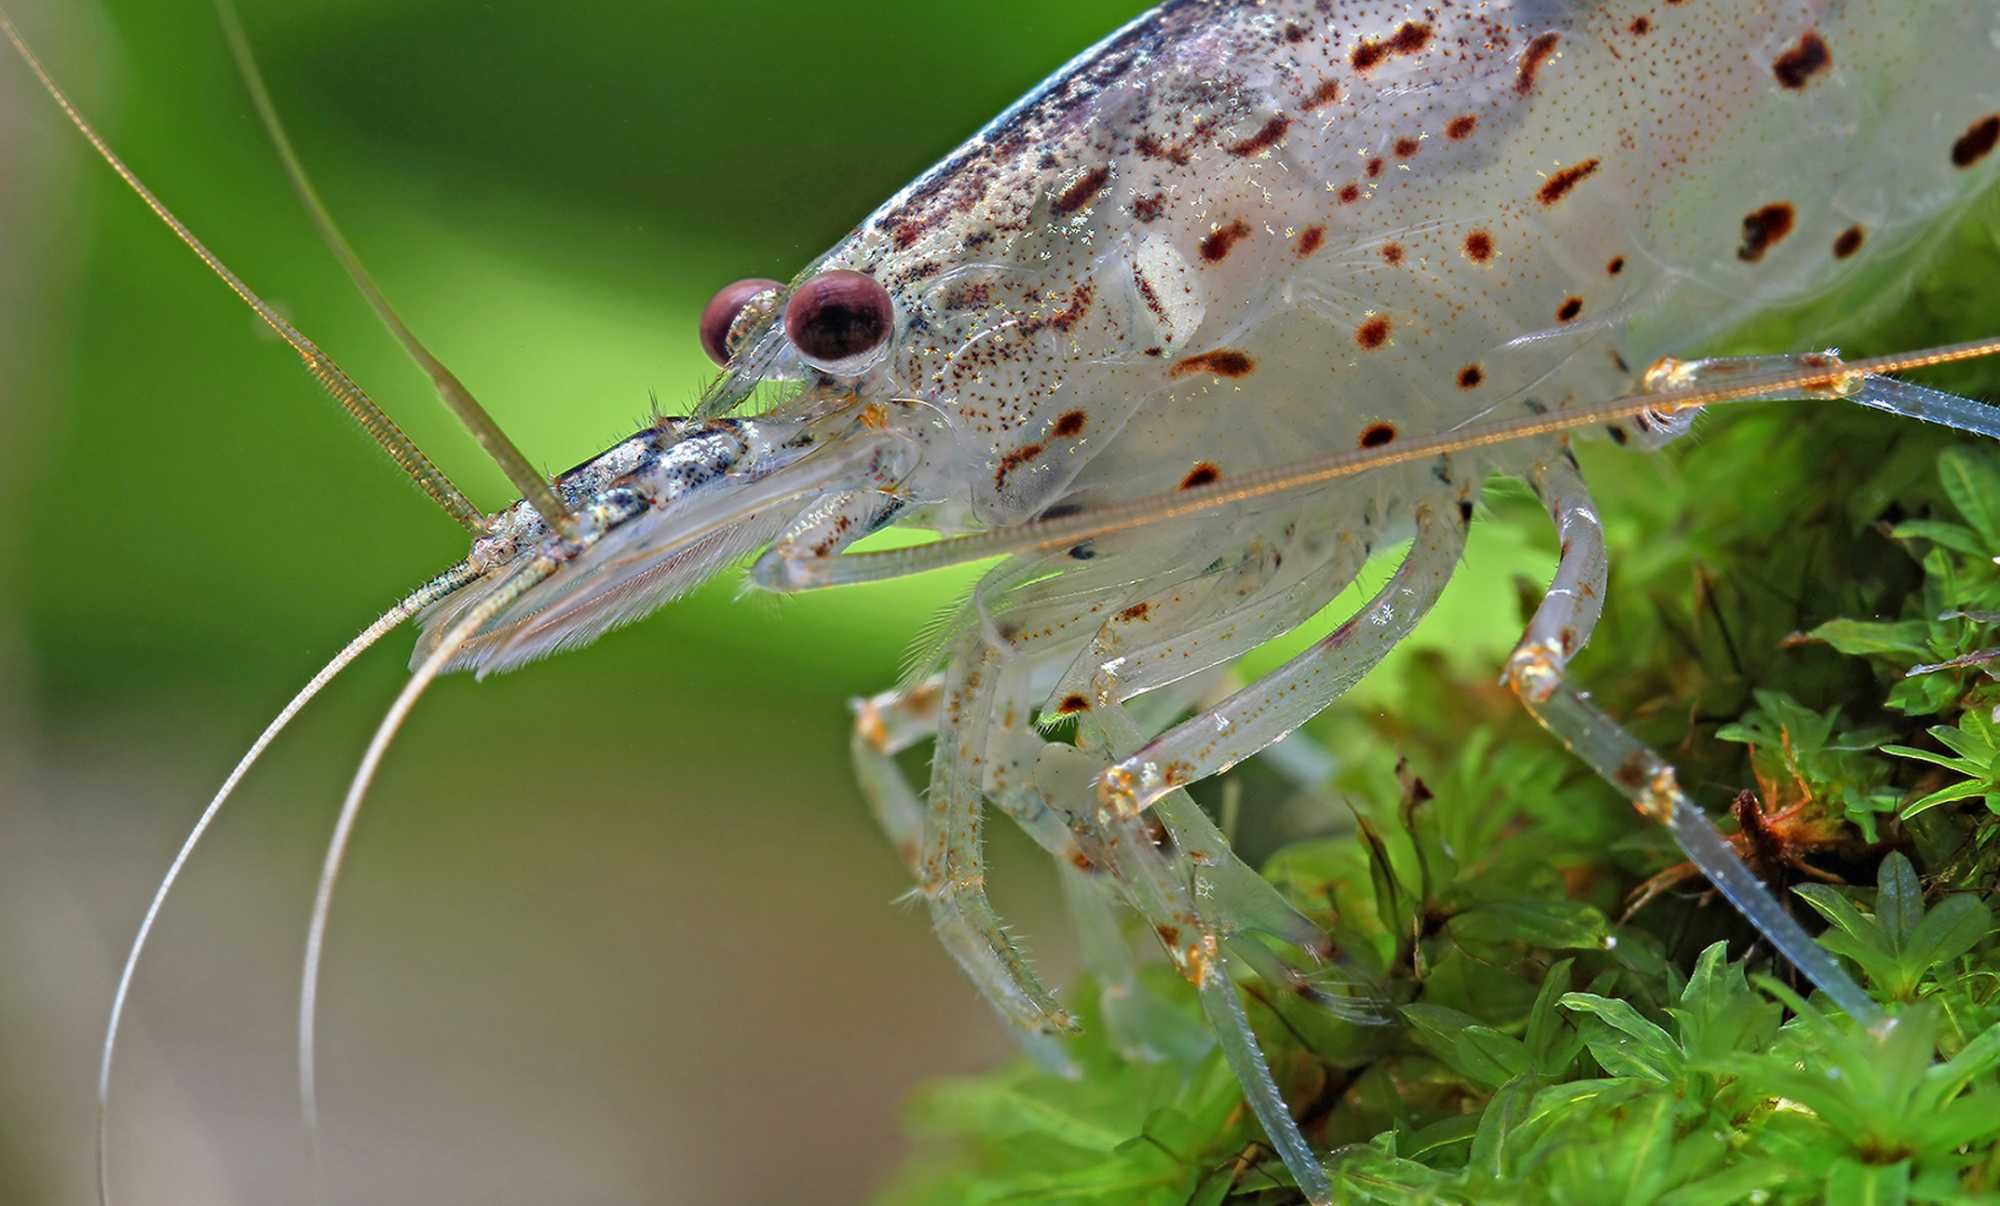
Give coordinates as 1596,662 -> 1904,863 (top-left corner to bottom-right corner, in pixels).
297,555 -> 558,1156
95,564 -> 479,1206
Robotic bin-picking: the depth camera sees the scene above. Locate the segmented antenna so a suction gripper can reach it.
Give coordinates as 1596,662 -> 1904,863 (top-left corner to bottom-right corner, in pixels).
213,1 -> 578,539
0,9 -> 489,535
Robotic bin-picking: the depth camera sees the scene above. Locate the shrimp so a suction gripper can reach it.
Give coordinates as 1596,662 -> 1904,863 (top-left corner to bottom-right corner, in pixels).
10,1 -> 2000,1202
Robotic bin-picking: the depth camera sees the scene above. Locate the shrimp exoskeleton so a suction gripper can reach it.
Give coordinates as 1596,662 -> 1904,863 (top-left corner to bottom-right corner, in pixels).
13,2 -> 2000,1202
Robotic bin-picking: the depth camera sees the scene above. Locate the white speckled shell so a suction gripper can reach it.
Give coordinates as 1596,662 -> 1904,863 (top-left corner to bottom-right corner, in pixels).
708,0 -> 2000,531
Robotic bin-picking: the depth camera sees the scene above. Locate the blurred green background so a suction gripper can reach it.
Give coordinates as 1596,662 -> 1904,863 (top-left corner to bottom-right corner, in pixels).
0,2 -> 1567,1202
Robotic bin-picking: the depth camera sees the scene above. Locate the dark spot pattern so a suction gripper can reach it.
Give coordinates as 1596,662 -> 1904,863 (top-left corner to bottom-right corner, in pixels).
1172,349 -> 1256,378
1228,115 -> 1292,157
1052,410 -> 1087,438
1517,33 -> 1561,95
1833,225 -> 1865,259
1954,116 -> 2000,168
1297,225 -> 1326,257
1051,166 -> 1112,214
1458,364 -> 1484,389
1773,32 -> 1830,89
1463,230 -> 1494,262
1537,158 -> 1600,204
1557,296 -> 1584,321
1737,202 -> 1796,262
1359,423 -> 1397,448
1200,220 -> 1253,262
1181,463 -> 1221,489
1445,114 -> 1479,140
1355,316 -> 1391,348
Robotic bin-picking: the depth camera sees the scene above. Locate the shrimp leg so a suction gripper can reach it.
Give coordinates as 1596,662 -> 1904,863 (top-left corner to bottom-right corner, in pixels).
1095,498 -> 1469,820
1503,453 -> 1885,1029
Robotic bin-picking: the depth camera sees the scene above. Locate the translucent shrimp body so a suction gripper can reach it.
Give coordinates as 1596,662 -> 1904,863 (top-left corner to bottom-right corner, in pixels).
410,3 -> 2000,1199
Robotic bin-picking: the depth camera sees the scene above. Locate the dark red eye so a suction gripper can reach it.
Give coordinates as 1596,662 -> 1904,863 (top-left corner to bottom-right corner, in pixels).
784,270 -> 894,371
699,278 -> 783,366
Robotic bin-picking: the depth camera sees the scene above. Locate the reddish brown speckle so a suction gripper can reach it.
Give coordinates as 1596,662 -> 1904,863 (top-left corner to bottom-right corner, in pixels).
1953,116 -> 2000,168
1200,220 -> 1253,263
1606,255 -> 1626,275
1557,296 -> 1584,322
1737,203 -> 1796,262
1058,695 -> 1090,715
1355,316 -> 1391,349
1229,114 -> 1292,157
1052,410 -> 1087,438
1338,182 -> 1363,204
1181,463 -> 1221,489
1537,158 -> 1600,204
1517,33 -> 1561,95
1052,166 -> 1111,215
1458,364 -> 1484,389
1380,242 -> 1405,265
1445,114 -> 1479,140
1172,349 -> 1256,378
1351,40 -> 1387,71
1833,225 -> 1865,259
1134,192 -> 1166,222
1629,15 -> 1652,34
1118,602 -> 1151,622
1359,422 -> 1397,448
1297,225 -> 1326,257
1366,157 -> 1385,178
1389,21 -> 1432,54
1463,230 -> 1494,262
1393,136 -> 1421,158
1304,79 -> 1342,110
1773,32 -> 1830,89
994,443 -> 1044,489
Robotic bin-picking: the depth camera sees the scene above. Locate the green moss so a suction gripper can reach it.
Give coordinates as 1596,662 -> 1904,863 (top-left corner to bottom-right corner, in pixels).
882,192 -> 2000,1204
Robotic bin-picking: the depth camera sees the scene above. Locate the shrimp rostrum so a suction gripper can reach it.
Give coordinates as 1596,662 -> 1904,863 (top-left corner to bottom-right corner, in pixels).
14,1 -> 2000,1201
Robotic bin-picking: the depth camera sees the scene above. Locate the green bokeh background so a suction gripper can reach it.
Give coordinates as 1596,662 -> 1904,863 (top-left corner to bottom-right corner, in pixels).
0,3 -> 1562,1202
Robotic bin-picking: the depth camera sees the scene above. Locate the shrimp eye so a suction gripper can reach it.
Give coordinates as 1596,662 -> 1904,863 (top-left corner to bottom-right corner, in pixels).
699,278 -> 783,366
784,270 -> 894,372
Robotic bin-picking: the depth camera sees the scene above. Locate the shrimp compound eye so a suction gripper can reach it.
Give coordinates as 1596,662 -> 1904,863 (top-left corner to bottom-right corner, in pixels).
699,277 -> 783,366
784,270 -> 894,374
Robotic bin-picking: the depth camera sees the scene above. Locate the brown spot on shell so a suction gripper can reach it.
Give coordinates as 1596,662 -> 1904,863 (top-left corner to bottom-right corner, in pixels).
1181,463 -> 1221,489
1172,349 -> 1256,379
1351,39 -> 1387,71
1606,255 -> 1625,275
1051,410 -> 1087,438
1359,423 -> 1397,448
1393,136 -> 1421,158
1228,114 -> 1292,157
1051,166 -> 1111,215
1366,157 -> 1385,178
1516,33 -> 1561,95
1737,202 -> 1796,262
1304,79 -> 1342,110
1833,225 -> 1865,259
1773,32 -> 1830,89
1118,602 -> 1151,622
1445,114 -> 1479,140
1458,364 -> 1484,389
1355,316 -> 1391,349
1557,296 -> 1584,322
1389,21 -> 1432,54
1199,220 -> 1253,263
1953,116 -> 2000,168
1537,158 -> 1600,205
1297,225 -> 1326,257
1058,695 -> 1090,715
1463,230 -> 1494,262
1338,182 -> 1363,204
1629,15 -> 1652,34
1380,242 -> 1404,265
994,443 -> 1044,489
1134,192 -> 1166,222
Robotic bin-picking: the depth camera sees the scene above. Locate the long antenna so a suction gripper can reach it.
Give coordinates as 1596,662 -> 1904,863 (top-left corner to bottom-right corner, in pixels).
213,0 -> 577,539
0,9 -> 489,534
